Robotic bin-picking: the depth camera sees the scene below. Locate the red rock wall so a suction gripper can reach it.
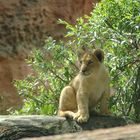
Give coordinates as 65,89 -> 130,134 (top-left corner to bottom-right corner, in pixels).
0,56 -> 34,114
0,0 -> 100,114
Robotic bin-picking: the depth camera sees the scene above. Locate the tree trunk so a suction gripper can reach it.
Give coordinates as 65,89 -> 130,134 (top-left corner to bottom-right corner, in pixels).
134,66 -> 140,120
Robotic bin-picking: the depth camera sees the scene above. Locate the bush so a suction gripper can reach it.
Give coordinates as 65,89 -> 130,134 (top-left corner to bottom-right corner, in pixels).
13,0 -> 140,121
13,38 -> 78,115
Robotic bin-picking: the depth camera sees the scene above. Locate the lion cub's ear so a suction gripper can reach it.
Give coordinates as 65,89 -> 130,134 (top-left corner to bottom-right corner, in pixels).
77,46 -> 88,60
93,49 -> 104,62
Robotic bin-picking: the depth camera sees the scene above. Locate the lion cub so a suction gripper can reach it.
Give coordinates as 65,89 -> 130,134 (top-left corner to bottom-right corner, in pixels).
58,48 -> 110,123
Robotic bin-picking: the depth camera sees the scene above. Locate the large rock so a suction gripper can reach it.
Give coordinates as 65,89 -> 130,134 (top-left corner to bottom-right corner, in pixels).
23,124 -> 140,140
0,56 -> 33,114
0,0 -> 100,114
0,115 -> 132,140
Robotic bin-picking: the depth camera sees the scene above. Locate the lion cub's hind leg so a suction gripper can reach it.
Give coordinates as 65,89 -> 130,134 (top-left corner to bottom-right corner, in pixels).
58,86 -> 77,118
100,87 -> 111,115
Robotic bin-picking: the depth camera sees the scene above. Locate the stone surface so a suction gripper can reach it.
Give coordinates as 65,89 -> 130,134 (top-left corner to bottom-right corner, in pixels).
0,56 -> 33,114
23,125 -> 140,140
0,115 -> 131,140
0,0 -> 100,53
0,0 -> 100,114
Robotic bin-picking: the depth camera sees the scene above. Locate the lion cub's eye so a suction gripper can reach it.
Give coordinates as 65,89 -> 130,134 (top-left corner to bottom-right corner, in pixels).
88,60 -> 93,65
80,60 -> 82,64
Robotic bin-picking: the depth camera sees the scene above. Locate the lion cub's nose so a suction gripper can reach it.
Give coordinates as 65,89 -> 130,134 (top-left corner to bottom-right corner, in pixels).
82,68 -> 87,73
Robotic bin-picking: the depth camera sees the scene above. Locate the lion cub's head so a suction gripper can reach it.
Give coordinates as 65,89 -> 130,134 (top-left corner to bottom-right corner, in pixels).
78,47 -> 104,76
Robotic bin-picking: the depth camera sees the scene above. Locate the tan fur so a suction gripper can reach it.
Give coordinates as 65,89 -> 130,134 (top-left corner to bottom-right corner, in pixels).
58,48 -> 110,123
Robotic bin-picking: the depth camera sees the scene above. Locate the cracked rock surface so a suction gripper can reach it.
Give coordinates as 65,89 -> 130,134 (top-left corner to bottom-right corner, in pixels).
0,115 -> 131,140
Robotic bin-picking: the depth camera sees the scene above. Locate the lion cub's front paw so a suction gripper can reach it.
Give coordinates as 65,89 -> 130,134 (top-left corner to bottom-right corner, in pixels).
73,112 -> 89,123
77,115 -> 89,123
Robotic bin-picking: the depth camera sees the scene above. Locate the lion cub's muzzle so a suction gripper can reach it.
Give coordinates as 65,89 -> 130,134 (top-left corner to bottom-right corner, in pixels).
81,68 -> 87,73
80,66 -> 90,75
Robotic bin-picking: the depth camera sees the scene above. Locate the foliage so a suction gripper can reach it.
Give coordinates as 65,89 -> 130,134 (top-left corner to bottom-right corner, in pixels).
13,0 -> 140,120
13,39 -> 78,115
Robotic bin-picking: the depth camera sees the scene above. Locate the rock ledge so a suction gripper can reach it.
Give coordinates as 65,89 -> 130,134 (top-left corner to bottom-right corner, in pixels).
0,115 -> 132,140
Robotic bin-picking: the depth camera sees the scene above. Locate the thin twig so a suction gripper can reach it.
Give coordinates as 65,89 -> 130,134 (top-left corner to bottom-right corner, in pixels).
48,68 -> 66,83
113,59 -> 140,80
38,79 -> 54,94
